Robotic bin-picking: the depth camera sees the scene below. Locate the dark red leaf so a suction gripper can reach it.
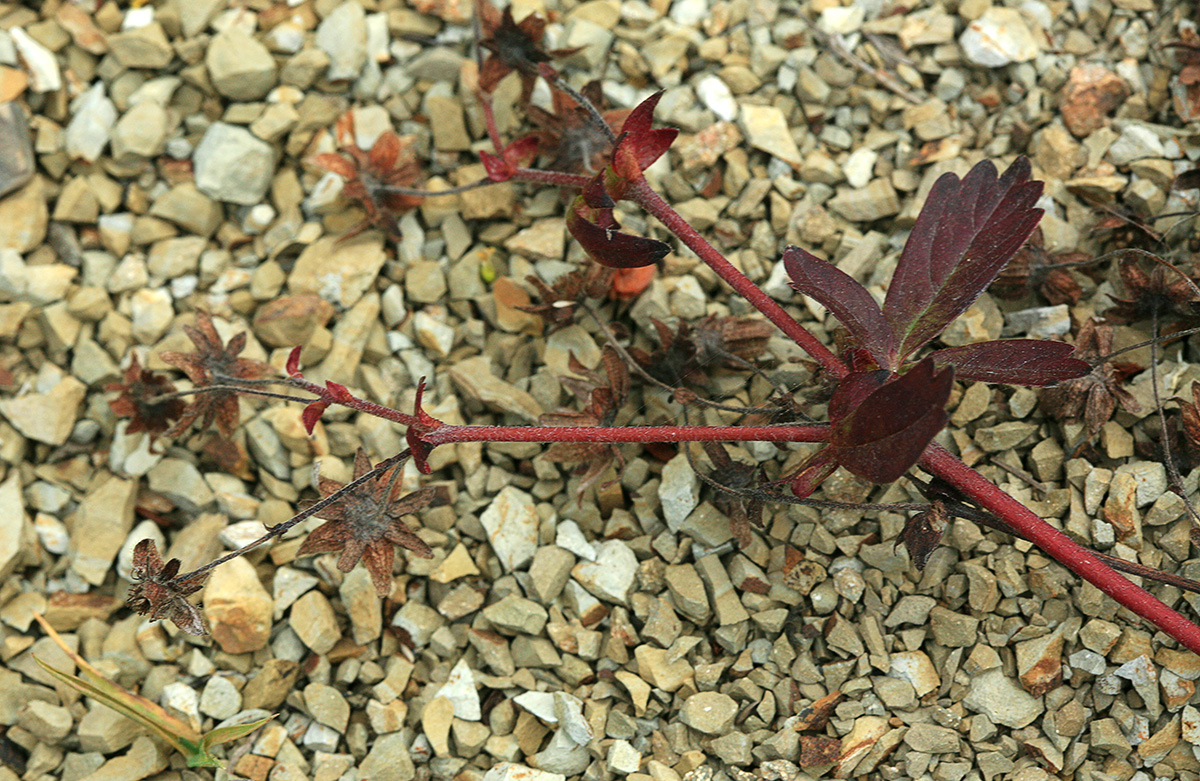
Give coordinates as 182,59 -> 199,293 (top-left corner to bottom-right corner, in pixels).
928,340 -> 1090,386
567,194 -> 671,269
783,246 -> 897,367
480,150 -> 515,182
789,447 -> 838,499
613,92 -> 678,172
286,346 -> 303,378
302,400 -> 330,434
883,158 -> 1044,361
325,381 -> 354,403
830,358 -> 952,483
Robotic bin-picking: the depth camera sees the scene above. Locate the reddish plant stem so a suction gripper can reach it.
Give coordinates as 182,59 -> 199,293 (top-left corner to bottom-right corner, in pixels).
922,443 -> 1200,655
513,168 -> 592,189
627,179 -> 848,380
286,376 -> 420,427
422,424 -> 830,447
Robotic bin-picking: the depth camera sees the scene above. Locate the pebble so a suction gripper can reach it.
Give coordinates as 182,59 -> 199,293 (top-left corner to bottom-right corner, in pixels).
290,590 -> 341,655
65,83 -> 116,163
305,682 -> 350,732
449,355 -> 544,422
10,28 -> 61,92
316,1 -> 368,81
962,668 -> 1043,728
207,27 -> 278,101
1060,64 -> 1128,138
77,736 -> 167,781
204,556 -> 273,654
480,486 -> 540,572
695,74 -> 737,122
289,234 -> 386,308
827,179 -> 901,222
340,566 -> 382,646
0,178 -> 47,253
959,8 -> 1040,67
659,452 -> 700,531
438,658 -> 481,720
199,675 -> 242,721
193,122 -> 279,206
571,539 -> 637,604
679,691 -> 737,735
0,103 -> 33,198
112,102 -> 169,163
0,473 -> 26,580
107,23 -> 174,69
740,104 -> 801,169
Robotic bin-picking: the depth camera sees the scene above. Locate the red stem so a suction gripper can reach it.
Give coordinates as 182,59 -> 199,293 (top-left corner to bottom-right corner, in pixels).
287,376 -> 420,427
422,424 -> 829,447
627,179 -> 848,380
922,444 -> 1200,655
513,168 -> 593,189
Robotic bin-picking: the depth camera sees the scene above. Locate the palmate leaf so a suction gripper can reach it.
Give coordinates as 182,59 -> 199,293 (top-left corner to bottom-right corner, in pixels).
884,158 -> 1044,361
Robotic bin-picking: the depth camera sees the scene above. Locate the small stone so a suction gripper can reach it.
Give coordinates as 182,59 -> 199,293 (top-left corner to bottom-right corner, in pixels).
695,74 -> 737,122
0,473 -> 29,581
193,122 -> 279,206
107,23 -> 173,69
959,8 -> 1040,67
529,546 -> 574,603
69,473 -> 136,586
290,590 -> 340,655
199,676 -> 242,721
150,184 -> 222,237
16,700 -> 72,743
448,355 -> 544,422
112,102 -> 169,163
606,740 -> 641,774
423,696 -> 455,756
0,372 -> 84,446
659,452 -> 699,531
65,82 -> 116,163
77,736 -> 167,781
484,594 -> 548,635
11,28 -> 61,92
316,1 -> 368,81
634,645 -> 693,692
394,600 -> 445,647
572,540 -> 637,604
928,606 -> 980,647
438,658 -> 481,720
253,294 -> 335,347
963,668 -> 1043,728
482,763 -> 565,781
904,723 -> 960,753
242,659 -> 300,711
204,557 -> 273,654
479,486 -> 539,572
1060,65 -> 1129,138
889,650 -> 940,697
340,566 -> 382,646
0,178 -> 47,253
679,691 -> 737,735
740,104 -> 801,168
0,104 -> 34,198
1108,124 -> 1165,166
207,28 -> 277,101
289,234 -> 385,308
147,458 -> 215,513
554,692 -> 593,745
827,179 -> 901,222
885,595 -> 936,628
305,682 -> 350,732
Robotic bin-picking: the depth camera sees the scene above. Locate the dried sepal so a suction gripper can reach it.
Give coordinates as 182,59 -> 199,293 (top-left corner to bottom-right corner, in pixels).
125,539 -> 209,636
1039,318 -> 1140,439
477,1 -> 580,99
526,82 -> 629,175
297,449 -> 438,597
160,311 -> 274,438
895,500 -> 948,570
106,354 -> 186,441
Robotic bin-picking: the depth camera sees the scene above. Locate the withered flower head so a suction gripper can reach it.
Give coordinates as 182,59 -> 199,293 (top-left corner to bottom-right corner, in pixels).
1039,318 -> 1139,439
311,113 -> 423,241
298,449 -> 438,596
527,83 -> 630,175
633,316 -> 773,387
106,354 -> 186,441
160,311 -> 274,438
990,227 -> 1085,306
517,265 -> 614,332
541,347 -> 630,501
126,539 -> 209,636
478,1 -> 580,99
701,441 -> 765,548
1106,255 -> 1200,324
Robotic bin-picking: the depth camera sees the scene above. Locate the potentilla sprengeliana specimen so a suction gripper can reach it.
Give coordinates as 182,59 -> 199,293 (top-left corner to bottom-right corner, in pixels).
125,539 -> 209,636
106,354 -> 187,442
297,449 -> 438,596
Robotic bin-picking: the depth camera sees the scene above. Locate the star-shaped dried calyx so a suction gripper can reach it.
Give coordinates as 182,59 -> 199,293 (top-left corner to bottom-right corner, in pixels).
310,112 -> 423,241
517,265 -> 613,332
527,82 -> 630,175
1039,318 -> 1140,439
159,311 -> 275,438
701,442 -> 765,548
125,539 -> 209,636
106,354 -> 187,442
1106,255 -> 1200,324
297,449 -> 439,596
477,1 -> 580,99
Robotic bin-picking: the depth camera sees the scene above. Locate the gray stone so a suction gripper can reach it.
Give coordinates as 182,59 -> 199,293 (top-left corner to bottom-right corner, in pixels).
199,676 -> 242,721
483,594 -> 548,635
207,28 -> 277,100
679,691 -> 737,734
316,1 -> 367,81
147,458 -> 215,513
659,452 -> 699,531
0,103 -> 34,198
305,682 -> 350,732
193,122 -> 278,206
65,82 -> 116,163
904,723 -> 960,753
479,486 -> 539,572
572,540 -> 637,604
962,668 -> 1043,728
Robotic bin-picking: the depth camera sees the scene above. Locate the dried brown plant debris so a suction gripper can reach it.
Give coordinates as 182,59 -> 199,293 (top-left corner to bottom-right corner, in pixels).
632,316 -> 774,387
527,82 -> 630,175
542,347 -> 631,501
990,227 -> 1086,305
701,441 -> 765,548
106,354 -> 187,442
125,539 -> 209,636
477,1 -> 579,99
1039,318 -> 1139,439
1106,255 -> 1200,324
518,265 -> 613,332
311,113 -> 423,241
297,449 -> 438,596
160,311 -> 274,438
